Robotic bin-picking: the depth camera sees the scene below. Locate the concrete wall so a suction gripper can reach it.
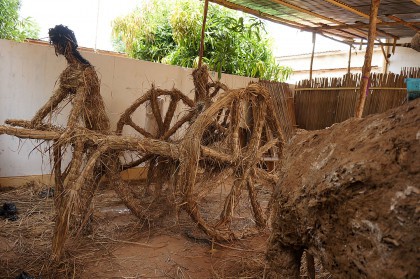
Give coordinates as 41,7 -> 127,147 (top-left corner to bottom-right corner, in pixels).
277,48 -> 384,83
278,39 -> 420,83
388,37 -> 420,74
0,39 -> 256,183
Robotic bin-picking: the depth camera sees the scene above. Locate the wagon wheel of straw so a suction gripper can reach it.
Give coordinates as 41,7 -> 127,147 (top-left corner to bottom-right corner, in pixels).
179,83 -> 284,242
115,86 -> 195,197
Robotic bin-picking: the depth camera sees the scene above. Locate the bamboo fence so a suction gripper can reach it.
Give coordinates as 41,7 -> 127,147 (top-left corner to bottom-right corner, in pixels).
293,68 -> 419,130
259,80 -> 296,142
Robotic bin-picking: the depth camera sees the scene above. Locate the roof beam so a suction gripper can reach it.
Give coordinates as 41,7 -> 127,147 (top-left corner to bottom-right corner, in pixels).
386,15 -> 420,31
323,0 -> 372,20
269,0 -> 399,40
209,0 -> 354,42
322,0 -> 399,39
307,21 -> 420,31
269,0 -> 368,39
209,0 -> 305,29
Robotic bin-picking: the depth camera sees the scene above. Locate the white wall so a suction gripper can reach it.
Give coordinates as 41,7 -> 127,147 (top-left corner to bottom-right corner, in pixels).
388,37 -> 420,74
277,38 -> 420,83
277,48 -> 384,83
0,39 -> 256,178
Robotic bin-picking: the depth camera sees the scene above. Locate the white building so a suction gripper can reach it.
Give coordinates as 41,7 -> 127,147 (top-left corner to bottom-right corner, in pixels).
277,37 -> 420,83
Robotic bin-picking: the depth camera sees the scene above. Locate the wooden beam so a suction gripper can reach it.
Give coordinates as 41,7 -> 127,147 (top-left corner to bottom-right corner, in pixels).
317,32 -> 352,45
209,0 -> 355,42
209,0 -> 305,29
392,38 -> 397,54
323,0 -> 372,20
347,44 -> 352,75
379,41 -> 389,65
307,21 -> 420,31
355,0 -> 381,118
270,0 -> 369,40
309,32 -> 316,81
383,39 -> 391,73
323,0 -> 399,39
386,15 -> 420,31
357,42 -> 410,47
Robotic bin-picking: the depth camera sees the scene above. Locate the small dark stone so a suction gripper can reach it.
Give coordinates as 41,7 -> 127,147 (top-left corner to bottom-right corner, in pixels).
1,202 -> 19,221
16,271 -> 35,279
3,202 -> 17,215
7,214 -> 19,221
38,187 -> 55,198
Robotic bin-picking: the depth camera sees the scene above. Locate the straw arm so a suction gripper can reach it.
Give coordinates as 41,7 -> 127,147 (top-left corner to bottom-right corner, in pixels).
30,89 -> 67,126
0,125 -> 60,140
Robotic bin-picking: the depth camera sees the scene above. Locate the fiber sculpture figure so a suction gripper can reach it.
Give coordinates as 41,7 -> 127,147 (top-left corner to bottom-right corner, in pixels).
31,24 -> 110,132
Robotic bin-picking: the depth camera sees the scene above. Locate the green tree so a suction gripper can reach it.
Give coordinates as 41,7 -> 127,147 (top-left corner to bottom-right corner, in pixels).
112,0 -> 291,81
0,0 -> 40,41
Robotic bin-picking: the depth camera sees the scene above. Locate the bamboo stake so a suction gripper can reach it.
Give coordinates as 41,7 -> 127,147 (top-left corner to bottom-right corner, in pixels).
198,0 -> 209,68
347,44 -> 352,75
384,39 -> 391,73
355,0 -> 381,118
309,32 -> 316,81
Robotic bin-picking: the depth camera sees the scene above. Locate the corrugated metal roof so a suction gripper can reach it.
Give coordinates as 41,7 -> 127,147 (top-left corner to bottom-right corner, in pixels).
210,0 -> 420,42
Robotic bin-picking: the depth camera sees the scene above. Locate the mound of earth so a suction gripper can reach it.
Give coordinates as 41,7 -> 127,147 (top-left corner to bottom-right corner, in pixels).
267,99 -> 420,278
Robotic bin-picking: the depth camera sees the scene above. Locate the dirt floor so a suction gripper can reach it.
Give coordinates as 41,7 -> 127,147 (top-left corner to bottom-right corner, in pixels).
267,99 -> 420,278
0,181 -> 272,279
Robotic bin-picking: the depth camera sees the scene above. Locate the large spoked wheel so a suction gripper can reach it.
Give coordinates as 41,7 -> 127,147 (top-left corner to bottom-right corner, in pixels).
179,83 -> 284,241
116,86 -> 196,195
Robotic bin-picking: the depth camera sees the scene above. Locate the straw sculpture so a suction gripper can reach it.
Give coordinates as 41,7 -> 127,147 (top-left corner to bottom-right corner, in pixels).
4,24 -> 112,260
0,29 -> 285,261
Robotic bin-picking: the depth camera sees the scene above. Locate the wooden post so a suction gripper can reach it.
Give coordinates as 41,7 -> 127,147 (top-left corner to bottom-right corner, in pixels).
355,0 -> 381,118
392,38 -> 397,54
309,32 -> 316,81
383,39 -> 391,73
347,44 -> 352,75
198,0 -> 209,68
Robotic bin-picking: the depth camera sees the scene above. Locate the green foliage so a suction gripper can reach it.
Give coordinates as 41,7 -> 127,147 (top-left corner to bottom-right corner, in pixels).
0,0 -> 40,41
112,0 -> 292,81
112,0 -> 176,62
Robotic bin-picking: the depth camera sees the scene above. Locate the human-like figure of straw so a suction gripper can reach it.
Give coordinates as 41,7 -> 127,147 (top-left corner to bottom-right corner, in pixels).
30,24 -> 110,132
27,25 -> 112,259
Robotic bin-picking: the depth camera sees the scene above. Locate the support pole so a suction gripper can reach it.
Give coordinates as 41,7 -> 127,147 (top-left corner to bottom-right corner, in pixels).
198,0 -> 209,68
355,0 -> 380,118
383,39 -> 391,73
347,44 -> 352,75
309,32 -> 316,81
392,38 -> 397,54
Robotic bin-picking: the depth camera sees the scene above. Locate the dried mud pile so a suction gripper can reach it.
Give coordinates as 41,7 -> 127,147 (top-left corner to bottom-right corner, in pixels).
267,99 -> 420,278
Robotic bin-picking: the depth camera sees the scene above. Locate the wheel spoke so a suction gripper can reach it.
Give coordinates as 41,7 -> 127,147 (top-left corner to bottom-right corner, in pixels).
116,91 -> 151,134
162,110 -> 196,140
216,166 -> 252,228
163,95 -> 179,133
201,146 -> 232,163
230,99 -> 241,160
216,176 -> 243,228
246,175 -> 266,228
256,138 -> 279,163
127,117 -> 153,138
245,100 -> 267,157
150,90 -> 164,135
254,168 -> 279,185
